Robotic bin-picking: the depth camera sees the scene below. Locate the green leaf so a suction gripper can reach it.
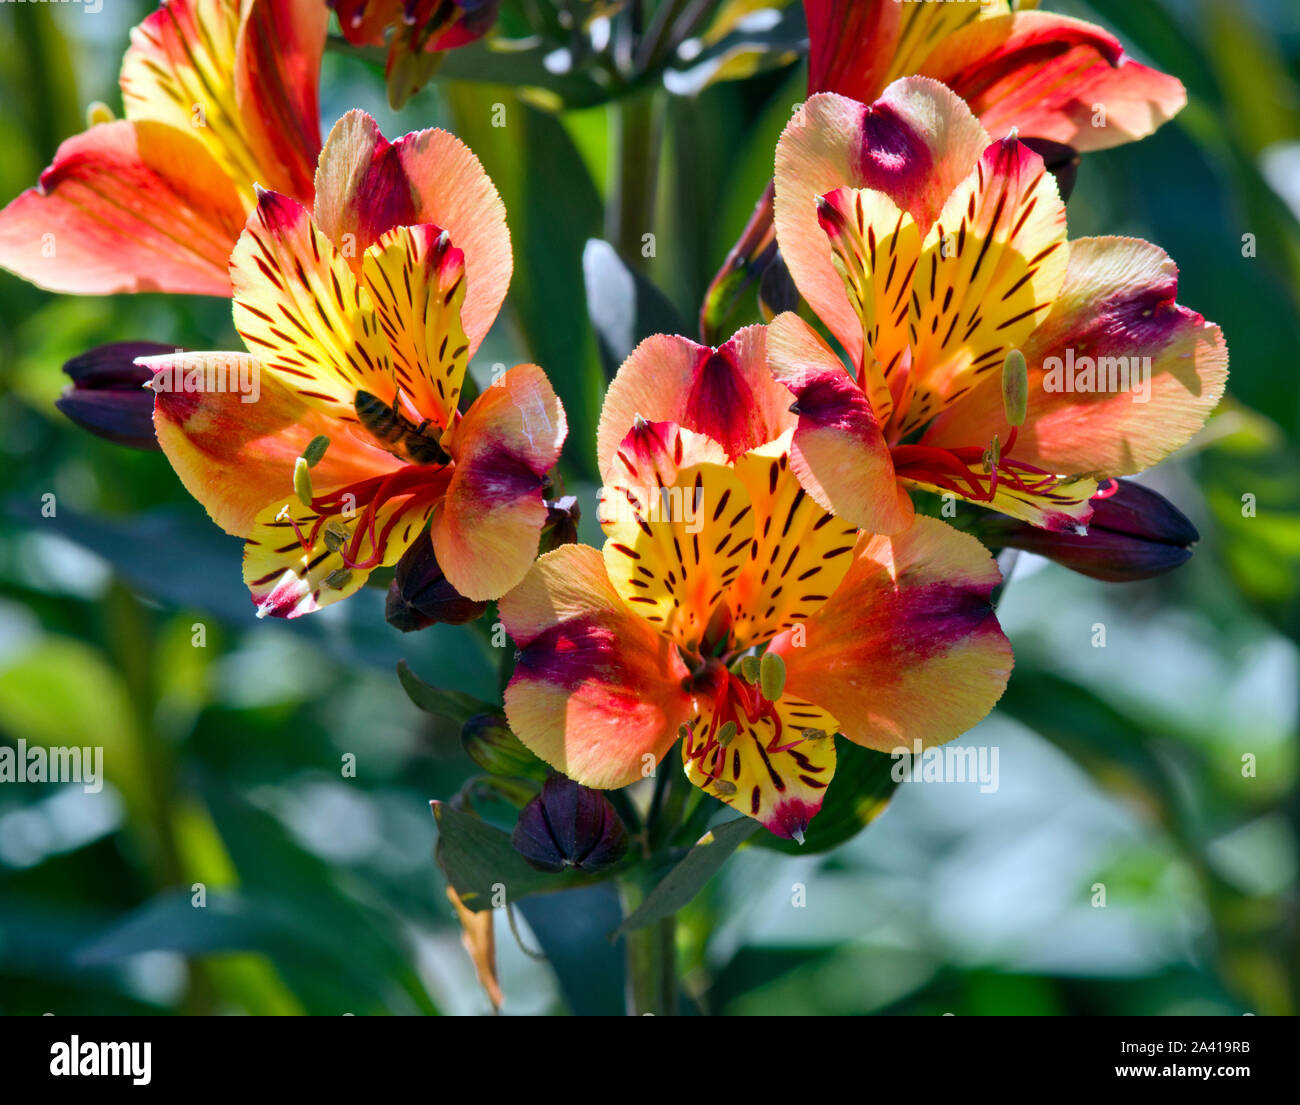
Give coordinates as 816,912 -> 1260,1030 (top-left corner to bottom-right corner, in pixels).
615,817 -> 759,935
397,659 -> 497,725
432,800 -> 594,911
582,238 -> 686,374
753,740 -> 899,856
444,85 -> 606,478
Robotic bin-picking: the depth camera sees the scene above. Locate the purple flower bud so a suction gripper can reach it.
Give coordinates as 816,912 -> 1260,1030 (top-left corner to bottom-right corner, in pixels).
985,479 -> 1199,582
385,538 -> 488,631
56,342 -> 175,450
511,775 -> 629,874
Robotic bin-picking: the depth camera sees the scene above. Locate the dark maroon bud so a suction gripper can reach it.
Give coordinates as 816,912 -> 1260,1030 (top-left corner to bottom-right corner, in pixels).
511,774 -> 629,874
1020,137 -> 1080,203
386,538 -> 487,631
56,341 -> 176,450
984,480 -> 1199,582
539,494 -> 581,553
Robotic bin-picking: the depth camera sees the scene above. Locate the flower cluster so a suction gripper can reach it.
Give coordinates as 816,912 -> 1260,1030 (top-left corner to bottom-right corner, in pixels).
0,0 -> 1227,843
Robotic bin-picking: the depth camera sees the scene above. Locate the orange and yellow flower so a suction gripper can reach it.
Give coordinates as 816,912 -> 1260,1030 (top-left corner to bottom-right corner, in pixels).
805,0 -> 1186,152
700,0 -> 1187,341
498,328 -> 1012,839
768,80 -> 1228,533
146,111 -> 565,617
0,0 -> 327,297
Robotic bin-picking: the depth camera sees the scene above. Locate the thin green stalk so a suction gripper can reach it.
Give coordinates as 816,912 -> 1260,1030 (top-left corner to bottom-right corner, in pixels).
607,89 -> 664,271
620,879 -> 678,1015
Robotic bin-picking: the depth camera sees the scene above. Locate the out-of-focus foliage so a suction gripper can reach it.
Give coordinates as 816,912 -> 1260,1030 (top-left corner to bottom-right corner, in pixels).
0,0 -> 1296,1015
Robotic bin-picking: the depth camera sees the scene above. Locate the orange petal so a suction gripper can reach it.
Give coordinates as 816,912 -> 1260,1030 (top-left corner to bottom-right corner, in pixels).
234,0 -> 329,199
0,121 -> 245,296
919,11 -> 1186,152
774,82 -> 989,365
500,544 -> 696,790
231,189 -> 393,422
775,517 -> 1012,752
805,0 -> 902,101
902,135 -> 1068,437
121,0 -> 325,203
923,236 -> 1228,477
313,111 -> 511,359
146,350 -> 401,538
767,313 -> 913,534
432,363 -> 567,601
596,327 -> 794,479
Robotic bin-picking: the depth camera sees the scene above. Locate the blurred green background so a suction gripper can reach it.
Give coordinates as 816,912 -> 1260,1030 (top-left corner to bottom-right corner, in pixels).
0,0 -> 1297,1015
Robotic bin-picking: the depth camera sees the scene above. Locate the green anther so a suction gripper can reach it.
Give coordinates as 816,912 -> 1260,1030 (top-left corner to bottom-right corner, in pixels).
801,728 -> 830,742
323,568 -> 353,590
293,456 -> 313,507
759,651 -> 786,702
716,721 -> 738,747
712,779 -> 737,796
302,435 -> 330,467
678,723 -> 692,741
322,522 -> 349,552
740,655 -> 761,684
1001,349 -> 1028,427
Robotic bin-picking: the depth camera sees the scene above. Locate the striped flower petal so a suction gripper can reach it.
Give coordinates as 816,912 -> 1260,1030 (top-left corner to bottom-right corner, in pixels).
922,236 -> 1229,478
902,135 -> 1068,437
774,516 -> 1012,753
774,83 -> 989,366
231,189 -> 393,423
600,419 -> 746,652
361,222 -> 471,432
312,111 -> 511,359
121,0 -> 326,204
501,544 -> 696,790
244,465 -> 448,618
683,689 -> 839,841
147,351 -> 402,538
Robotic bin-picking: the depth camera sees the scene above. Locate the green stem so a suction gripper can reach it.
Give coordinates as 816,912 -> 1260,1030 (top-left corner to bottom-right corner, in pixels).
607,89 -> 664,271
620,880 -> 678,1016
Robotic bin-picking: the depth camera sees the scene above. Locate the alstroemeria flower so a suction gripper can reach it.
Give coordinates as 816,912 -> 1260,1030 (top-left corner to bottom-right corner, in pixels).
146,111 -> 565,617
498,329 -> 1012,839
806,0 -> 1185,151
768,81 -> 1227,533
330,0 -> 501,107
699,0 -> 1186,341
0,0 -> 327,296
